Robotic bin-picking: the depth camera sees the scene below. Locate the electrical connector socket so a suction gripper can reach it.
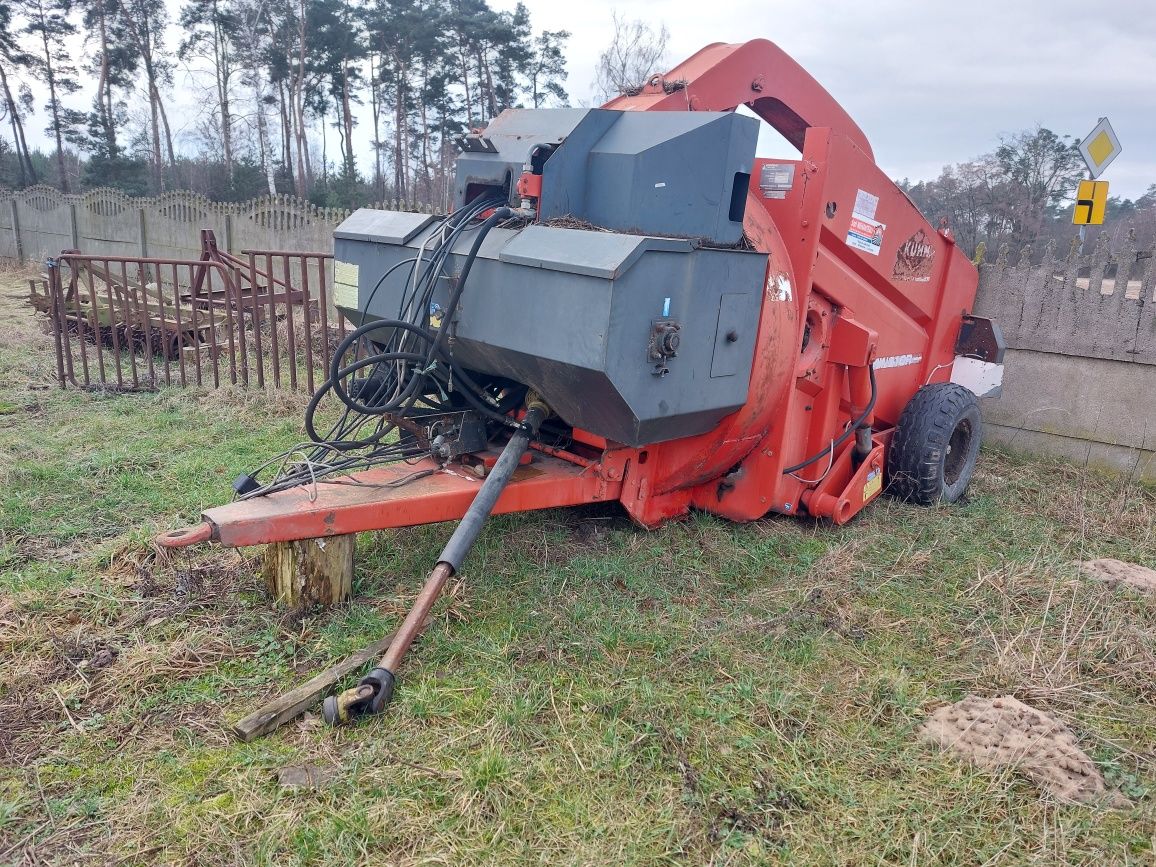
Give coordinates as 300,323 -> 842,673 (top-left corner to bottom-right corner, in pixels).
233,473 -> 260,496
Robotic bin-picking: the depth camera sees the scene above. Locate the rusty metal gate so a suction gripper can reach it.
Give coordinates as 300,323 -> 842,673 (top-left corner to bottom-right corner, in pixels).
31,230 -> 349,393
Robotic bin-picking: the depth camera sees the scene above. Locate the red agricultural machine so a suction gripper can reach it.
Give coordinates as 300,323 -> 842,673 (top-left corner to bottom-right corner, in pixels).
161,39 -> 1003,726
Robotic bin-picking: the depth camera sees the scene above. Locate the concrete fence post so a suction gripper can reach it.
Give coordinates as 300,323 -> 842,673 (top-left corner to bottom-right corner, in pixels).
138,207 -> 148,258
69,203 -> 80,249
10,199 -> 23,263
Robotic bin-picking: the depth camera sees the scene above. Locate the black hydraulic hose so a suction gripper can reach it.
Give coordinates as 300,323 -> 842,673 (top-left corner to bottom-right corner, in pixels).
252,200 -> 519,495
425,206 -> 512,363
304,353 -> 431,451
303,379 -> 339,445
782,365 -> 877,475
437,402 -> 547,570
441,366 -> 527,426
328,320 -> 435,414
361,256 -> 418,315
325,206 -> 514,419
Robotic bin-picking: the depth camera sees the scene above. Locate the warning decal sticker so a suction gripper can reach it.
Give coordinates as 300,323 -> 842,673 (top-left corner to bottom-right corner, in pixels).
853,189 -> 879,221
333,259 -> 359,308
846,188 -> 885,256
846,215 -> 885,256
759,163 -> 796,199
892,229 -> 935,282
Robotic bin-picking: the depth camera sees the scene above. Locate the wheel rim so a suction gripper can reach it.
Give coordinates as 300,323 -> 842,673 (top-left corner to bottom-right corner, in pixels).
943,419 -> 973,486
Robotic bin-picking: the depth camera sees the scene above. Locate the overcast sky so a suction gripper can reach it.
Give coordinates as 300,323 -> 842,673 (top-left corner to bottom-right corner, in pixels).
493,0 -> 1154,198
24,0 -> 1155,198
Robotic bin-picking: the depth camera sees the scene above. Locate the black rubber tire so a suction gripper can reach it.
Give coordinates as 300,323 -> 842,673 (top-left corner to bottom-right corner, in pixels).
886,383 -> 981,505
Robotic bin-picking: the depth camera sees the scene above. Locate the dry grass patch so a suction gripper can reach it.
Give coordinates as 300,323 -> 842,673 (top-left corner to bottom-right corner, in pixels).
1,272 -> 1155,864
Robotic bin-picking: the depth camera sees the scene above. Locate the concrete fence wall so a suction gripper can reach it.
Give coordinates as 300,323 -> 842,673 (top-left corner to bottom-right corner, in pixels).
973,231 -> 1155,482
0,186 -> 361,314
0,186 -> 348,264
3,186 -> 1153,481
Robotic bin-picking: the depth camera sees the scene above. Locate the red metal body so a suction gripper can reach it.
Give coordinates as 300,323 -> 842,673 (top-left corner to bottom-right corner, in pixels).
161,38 -> 978,549
158,451 -> 624,549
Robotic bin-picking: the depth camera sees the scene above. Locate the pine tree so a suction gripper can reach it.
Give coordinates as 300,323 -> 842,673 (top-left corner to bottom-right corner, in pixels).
76,0 -> 121,161
306,0 -> 365,183
18,0 -> 79,190
109,0 -> 175,191
527,29 -> 569,108
489,2 -> 531,114
64,0 -> 151,192
0,0 -> 37,185
363,0 -> 443,205
234,0 -> 297,193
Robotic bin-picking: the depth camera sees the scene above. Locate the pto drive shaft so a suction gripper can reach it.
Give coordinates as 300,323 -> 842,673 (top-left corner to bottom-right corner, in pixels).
322,398 -> 550,725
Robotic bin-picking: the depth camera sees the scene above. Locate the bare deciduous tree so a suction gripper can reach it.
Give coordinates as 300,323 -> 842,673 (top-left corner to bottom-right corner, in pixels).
899,126 -> 1141,255
179,0 -> 243,186
594,12 -> 668,101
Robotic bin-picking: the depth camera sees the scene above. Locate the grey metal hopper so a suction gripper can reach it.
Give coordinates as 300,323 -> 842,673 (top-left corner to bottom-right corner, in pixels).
333,216 -> 767,446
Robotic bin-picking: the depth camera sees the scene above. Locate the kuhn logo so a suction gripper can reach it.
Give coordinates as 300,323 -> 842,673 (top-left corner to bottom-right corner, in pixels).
892,229 -> 935,282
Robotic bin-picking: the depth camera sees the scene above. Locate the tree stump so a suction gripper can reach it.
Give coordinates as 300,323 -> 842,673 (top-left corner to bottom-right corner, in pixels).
262,535 -> 354,607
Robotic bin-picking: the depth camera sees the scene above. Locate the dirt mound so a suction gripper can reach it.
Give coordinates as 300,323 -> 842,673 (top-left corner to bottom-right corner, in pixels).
919,695 -> 1129,807
1081,559 -> 1156,594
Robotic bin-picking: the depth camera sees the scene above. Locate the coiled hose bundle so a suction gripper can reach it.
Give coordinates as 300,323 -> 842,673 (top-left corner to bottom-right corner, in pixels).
237,199 -> 525,499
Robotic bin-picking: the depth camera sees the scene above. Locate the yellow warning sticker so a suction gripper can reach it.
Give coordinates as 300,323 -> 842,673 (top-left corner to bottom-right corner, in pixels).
863,469 -> 882,502
333,260 -> 359,308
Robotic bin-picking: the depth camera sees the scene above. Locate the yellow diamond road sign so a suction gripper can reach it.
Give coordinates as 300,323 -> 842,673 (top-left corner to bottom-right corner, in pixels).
1078,118 -> 1121,180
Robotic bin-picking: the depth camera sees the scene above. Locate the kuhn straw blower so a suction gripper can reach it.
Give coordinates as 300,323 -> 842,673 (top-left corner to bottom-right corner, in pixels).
161,40 -> 1003,725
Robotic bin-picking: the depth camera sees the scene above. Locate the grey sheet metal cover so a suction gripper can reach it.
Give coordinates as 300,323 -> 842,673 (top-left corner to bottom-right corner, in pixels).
335,209 -> 436,245
498,225 -> 694,280
453,109 -> 593,211
537,109 -> 757,246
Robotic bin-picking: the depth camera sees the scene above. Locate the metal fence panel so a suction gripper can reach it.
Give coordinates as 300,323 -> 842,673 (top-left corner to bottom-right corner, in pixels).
36,232 -> 339,394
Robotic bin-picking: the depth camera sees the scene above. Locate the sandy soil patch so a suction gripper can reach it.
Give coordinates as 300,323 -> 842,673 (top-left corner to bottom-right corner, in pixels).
1081,558 -> 1156,594
920,695 -> 1130,807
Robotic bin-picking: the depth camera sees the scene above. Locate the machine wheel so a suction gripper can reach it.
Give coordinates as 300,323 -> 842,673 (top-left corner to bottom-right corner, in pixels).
887,383 -> 981,505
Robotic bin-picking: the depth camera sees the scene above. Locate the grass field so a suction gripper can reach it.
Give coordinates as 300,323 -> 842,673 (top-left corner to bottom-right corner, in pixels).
1,269 -> 1154,865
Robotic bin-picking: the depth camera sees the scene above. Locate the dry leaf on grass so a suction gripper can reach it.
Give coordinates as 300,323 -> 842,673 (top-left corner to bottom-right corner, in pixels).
295,713 -> 323,733
919,695 -> 1130,807
1080,559 -> 1156,594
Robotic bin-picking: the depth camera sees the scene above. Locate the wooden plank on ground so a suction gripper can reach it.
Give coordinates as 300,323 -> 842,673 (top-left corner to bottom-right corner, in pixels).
232,632 -> 397,742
